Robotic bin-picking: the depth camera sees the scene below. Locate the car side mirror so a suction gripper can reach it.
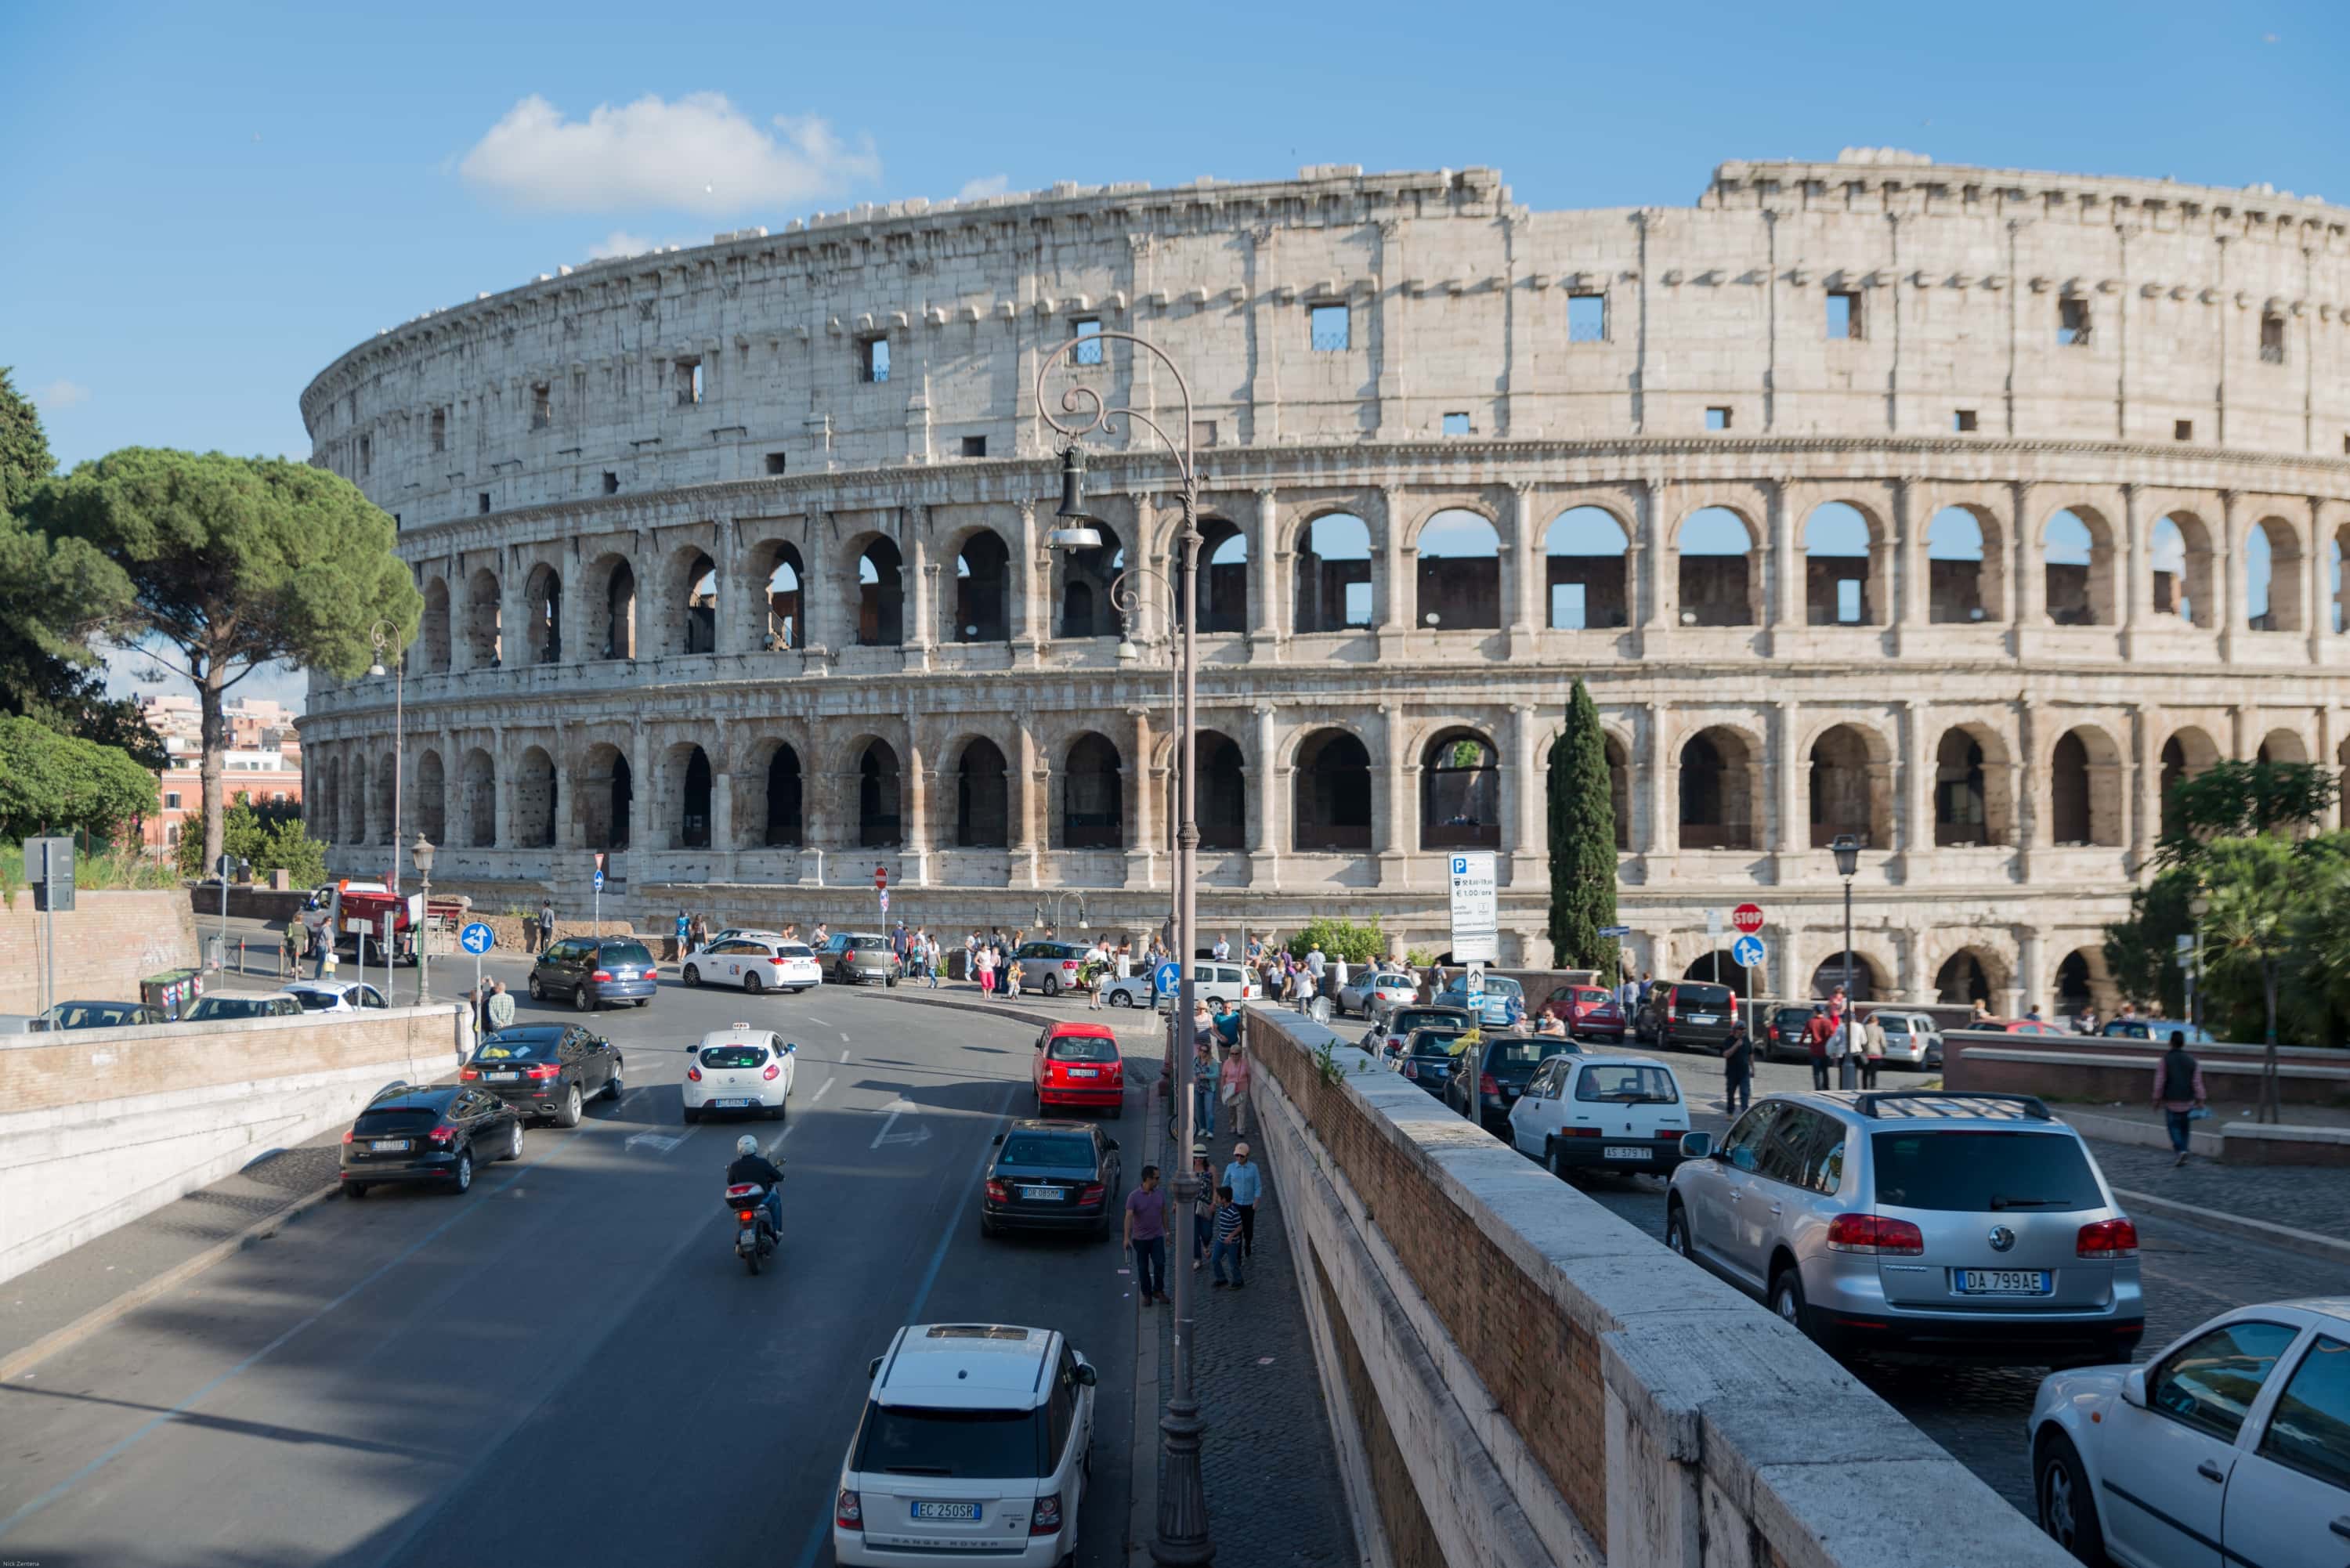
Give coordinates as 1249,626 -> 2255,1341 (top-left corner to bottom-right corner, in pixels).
869,1355 -> 885,1378
785,1042 -> 797,1053
1073,1364 -> 1098,1388
2120,1367 -> 2148,1409
1103,1138 -> 1119,1152
992,1133 -> 1006,1145
1679,1131 -> 1715,1160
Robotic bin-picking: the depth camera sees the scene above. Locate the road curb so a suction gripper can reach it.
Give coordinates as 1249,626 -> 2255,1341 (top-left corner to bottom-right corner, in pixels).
2113,1185 -> 2350,1266
0,1181 -> 341,1383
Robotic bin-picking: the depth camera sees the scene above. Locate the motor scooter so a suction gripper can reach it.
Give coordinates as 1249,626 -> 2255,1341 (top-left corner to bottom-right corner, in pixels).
725,1182 -> 779,1275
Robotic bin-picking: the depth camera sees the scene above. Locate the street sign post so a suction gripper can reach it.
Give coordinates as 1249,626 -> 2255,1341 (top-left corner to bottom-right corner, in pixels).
1733,903 -> 1765,935
877,863 -> 889,923
1154,959 -> 1181,1000
1732,934 -> 1767,971
592,854 -> 606,938
461,922 -> 495,1014
26,836 -> 71,1015
1447,853 -> 1499,966
1705,907 -> 1723,984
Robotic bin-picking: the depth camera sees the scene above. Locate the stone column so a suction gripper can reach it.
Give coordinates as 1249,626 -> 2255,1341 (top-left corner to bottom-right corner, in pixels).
711,768 -> 735,857
902,738 -> 931,887
490,725 -> 510,847
1376,703 -> 1411,888
1249,489 -> 1280,649
1639,479 -> 1671,634
2128,705 -> 2155,872
557,556 -> 585,666
1900,699 -> 1932,875
2218,490 -> 2241,659
2120,485 -> 2146,646
627,720 -> 651,864
905,508 -> 935,664
1508,484 -> 1541,655
554,722 -> 580,851
1777,920 -> 1806,1005
1766,478 -> 1799,633
2308,497 -> 2331,665
1898,923 -> 1929,1005
1773,699 -> 1803,880
1644,700 -> 1672,862
1510,704 -> 1544,887
714,520 -> 746,656
2012,483 -> 2044,629
1128,707 -> 1156,889
801,511 -> 830,656
2015,701 -> 2040,886
1249,704 -> 1282,888
2012,926 -> 2044,1019
1893,477 -> 1924,635
1009,500 -> 1043,665
1376,486 -> 1407,656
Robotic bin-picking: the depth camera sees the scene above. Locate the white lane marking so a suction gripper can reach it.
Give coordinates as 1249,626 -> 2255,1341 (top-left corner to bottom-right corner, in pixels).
624,1132 -> 683,1154
839,1046 -> 851,1060
807,1014 -> 830,1025
869,1095 -> 931,1149
809,1078 -> 836,1103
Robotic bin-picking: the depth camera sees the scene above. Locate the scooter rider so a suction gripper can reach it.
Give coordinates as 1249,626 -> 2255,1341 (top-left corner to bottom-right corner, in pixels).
728,1135 -> 785,1238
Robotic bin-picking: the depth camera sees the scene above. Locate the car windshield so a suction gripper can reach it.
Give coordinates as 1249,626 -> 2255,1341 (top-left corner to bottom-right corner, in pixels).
847,937 -> 886,952
1047,1035 -> 1118,1063
47,1003 -> 147,1028
776,945 -> 814,959
699,1043 -> 769,1069
598,942 -> 655,966
1574,989 -> 1611,1006
187,996 -> 277,1020
998,1134 -> 1094,1168
1493,1039 -> 1562,1069
1869,1131 -> 2103,1212
477,1030 -> 563,1061
1390,1010 -> 1466,1035
855,1404 -> 1047,1479
1408,1031 -> 1464,1057
354,1106 -> 442,1134
291,991 -> 343,1011
1878,1016 -> 1913,1034
1574,1064 -> 1680,1104
1676,985 -> 1733,1008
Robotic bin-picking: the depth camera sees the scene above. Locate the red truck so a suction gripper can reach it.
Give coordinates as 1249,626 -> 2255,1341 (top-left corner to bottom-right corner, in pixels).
311,881 -> 469,965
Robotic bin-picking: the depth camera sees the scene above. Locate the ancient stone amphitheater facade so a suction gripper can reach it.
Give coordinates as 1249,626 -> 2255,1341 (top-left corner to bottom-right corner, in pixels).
298,154 -> 2350,1013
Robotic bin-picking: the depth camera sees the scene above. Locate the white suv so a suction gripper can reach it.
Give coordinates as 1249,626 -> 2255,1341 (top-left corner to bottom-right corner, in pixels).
1101,962 -> 1257,1010
834,1324 -> 1097,1567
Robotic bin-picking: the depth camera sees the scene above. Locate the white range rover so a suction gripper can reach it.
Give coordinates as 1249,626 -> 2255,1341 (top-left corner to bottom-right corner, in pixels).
834,1324 -> 1097,1567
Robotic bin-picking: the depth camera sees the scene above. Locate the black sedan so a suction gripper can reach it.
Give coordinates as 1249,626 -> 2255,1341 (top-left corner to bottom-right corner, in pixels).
1444,1031 -> 1582,1133
461,1024 -> 624,1126
340,1083 -> 521,1198
979,1120 -> 1123,1238
1397,1026 -> 1470,1097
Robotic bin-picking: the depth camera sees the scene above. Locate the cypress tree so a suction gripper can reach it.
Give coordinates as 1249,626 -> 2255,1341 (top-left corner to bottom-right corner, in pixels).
1547,677 -> 1620,973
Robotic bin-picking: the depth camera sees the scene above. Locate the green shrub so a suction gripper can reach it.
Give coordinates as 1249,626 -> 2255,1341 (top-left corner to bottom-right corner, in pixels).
1285,917 -> 1386,965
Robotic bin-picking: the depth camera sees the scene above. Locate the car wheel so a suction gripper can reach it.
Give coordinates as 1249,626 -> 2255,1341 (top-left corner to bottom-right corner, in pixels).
979,1212 -> 999,1239
528,974 -> 543,1002
2035,1431 -> 2106,1565
745,1241 -> 761,1277
886,974 -> 898,988
501,1120 -> 524,1161
1042,974 -> 1060,998
744,970 -> 763,995
1108,990 -> 1131,1009
682,965 -> 700,988
345,1183 -> 370,1200
765,1097 -> 786,1122
1664,1201 -> 1693,1259
1770,1266 -> 1831,1350
604,1059 -> 624,1100
555,1083 -> 582,1129
682,1103 -> 699,1125
450,1150 -> 474,1194
1546,1140 -> 1570,1180
573,985 -> 594,1012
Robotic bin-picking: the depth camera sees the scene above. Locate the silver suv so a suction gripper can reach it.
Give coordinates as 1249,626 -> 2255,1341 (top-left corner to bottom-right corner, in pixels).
1665,1091 -> 2144,1366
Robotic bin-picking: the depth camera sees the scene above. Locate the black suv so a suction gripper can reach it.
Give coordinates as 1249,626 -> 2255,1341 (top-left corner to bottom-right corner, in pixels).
339,1082 -> 521,1198
461,1024 -> 624,1126
1444,1031 -> 1582,1133
1633,981 -> 1741,1053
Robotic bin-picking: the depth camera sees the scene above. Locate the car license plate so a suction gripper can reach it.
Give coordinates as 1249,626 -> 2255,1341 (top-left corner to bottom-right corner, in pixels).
370,1139 -> 411,1152
1018,1185 -> 1065,1201
711,1097 -> 752,1108
486,1071 -> 519,1082
1687,1013 -> 1716,1024
911,1501 -> 981,1522
1068,1068 -> 1098,1078
1958,1269 -> 2051,1295
1603,1145 -> 1650,1161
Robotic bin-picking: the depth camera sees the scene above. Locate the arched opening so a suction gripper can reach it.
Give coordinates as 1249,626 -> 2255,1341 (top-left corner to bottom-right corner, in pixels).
2051,727 -> 2122,847
1802,503 -> 1874,626
2257,729 -> 2309,766
2247,515 -> 2303,632
522,563 -> 562,663
1676,508 -> 1755,627
2150,514 -> 2215,627
1810,952 -> 1882,1003
2159,728 -> 2221,838
1935,950 -> 1994,1007
371,756 -> 396,845
347,755 -> 370,845
761,545 -> 804,650
675,745 -> 713,848
2053,950 -> 2096,1016
318,758 -> 340,844
953,531 -> 1010,643
590,555 -> 638,659
415,750 -> 446,844
581,744 -> 631,851
1683,951 -> 1752,992
1414,509 -> 1502,630
1605,734 -> 1631,851
1294,513 -> 1373,633
1058,527 -> 1124,639
858,742 -> 902,847
466,568 -> 501,668
514,746 -> 556,848
1421,730 -> 1500,849
761,743 -> 804,847
1807,723 -> 1885,848
1061,733 -> 1124,849
1544,507 -> 1629,630
953,739 -> 1008,847
1195,733 -> 1246,850
2042,508 -> 2113,626
856,540 -> 905,647
681,551 -> 718,654
1927,507 -> 1999,623
1194,518 -> 1248,634
1294,729 -> 1372,851
421,580 -> 451,672
1933,726 -> 2012,847
460,749 -> 497,847
1679,728 -> 1758,851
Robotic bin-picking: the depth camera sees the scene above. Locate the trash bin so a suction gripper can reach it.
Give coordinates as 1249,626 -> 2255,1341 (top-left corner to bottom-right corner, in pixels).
142,968 -> 205,1021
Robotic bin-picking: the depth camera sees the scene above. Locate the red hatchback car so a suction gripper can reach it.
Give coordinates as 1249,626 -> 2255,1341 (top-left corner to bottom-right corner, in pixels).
1541,985 -> 1626,1042
1033,1022 -> 1125,1114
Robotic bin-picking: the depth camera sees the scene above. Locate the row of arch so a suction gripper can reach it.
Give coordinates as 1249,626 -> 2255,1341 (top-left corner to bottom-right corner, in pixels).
1665,944 -> 2104,1013
407,494 -> 2350,673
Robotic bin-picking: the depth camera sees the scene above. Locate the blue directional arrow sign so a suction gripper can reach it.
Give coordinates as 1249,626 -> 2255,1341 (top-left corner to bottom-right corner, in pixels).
1153,960 -> 1182,995
1597,924 -> 1633,938
1731,934 -> 1768,970
591,869 -> 605,891
459,922 -> 495,956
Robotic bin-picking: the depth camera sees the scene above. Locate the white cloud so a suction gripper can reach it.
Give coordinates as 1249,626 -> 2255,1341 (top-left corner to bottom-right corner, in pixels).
37,378 -> 89,409
458,92 -> 880,216
956,173 -> 1011,201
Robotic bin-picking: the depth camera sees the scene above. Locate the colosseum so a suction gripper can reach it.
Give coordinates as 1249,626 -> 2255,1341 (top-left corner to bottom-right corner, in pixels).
297,152 -> 2350,1015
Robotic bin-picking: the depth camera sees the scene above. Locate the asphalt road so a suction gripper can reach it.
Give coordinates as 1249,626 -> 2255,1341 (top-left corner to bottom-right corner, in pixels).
0,975 -> 1154,1568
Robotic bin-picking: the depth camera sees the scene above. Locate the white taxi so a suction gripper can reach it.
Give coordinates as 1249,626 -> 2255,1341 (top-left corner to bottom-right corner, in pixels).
681,1025 -> 798,1122
834,1324 -> 1096,1567
682,937 -> 821,994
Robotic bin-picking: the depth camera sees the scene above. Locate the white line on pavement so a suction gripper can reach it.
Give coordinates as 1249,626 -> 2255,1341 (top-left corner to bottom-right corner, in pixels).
807,1014 -> 830,1025
839,1046 -> 851,1061
809,1078 -> 835,1103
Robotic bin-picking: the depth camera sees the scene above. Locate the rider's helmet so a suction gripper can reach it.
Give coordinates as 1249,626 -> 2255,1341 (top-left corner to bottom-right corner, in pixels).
736,1134 -> 759,1157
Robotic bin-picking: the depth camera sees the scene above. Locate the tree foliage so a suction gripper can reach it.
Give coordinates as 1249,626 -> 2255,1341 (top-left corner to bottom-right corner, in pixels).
1285,917 -> 1387,965
0,714 -> 159,844
28,449 -> 419,869
1547,678 -> 1619,973
2157,761 -> 2336,868
0,367 -> 54,516
173,793 -> 327,886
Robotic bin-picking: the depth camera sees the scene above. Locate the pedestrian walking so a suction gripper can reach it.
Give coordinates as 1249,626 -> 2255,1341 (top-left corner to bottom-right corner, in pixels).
976,944 -> 996,998
674,908 -> 690,960
1123,1165 -> 1170,1305
1006,954 -> 1025,996
1192,1028 -> 1218,1140
1222,1142 -> 1262,1259
320,945 -> 339,981
486,979 -> 516,1032
1860,1010 -> 1885,1090
2153,1031 -> 2209,1166
1722,1024 -> 1753,1115
280,923 -> 299,980
538,898 -> 556,953
1803,996 -> 1842,1092
1209,1185 -> 1246,1288
1189,1143 -> 1214,1273
1220,1040 -> 1252,1139
1836,1004 -> 1861,1091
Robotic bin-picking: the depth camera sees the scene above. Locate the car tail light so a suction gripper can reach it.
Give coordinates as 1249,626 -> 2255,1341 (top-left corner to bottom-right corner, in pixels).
1030,1492 -> 1062,1536
1402,1060 -> 1417,1079
1730,995 -> 1739,1021
685,1064 -> 702,1082
762,1063 -> 781,1081
1667,996 -> 1677,1022
1079,1183 -> 1104,1205
427,1123 -> 457,1145
1480,1073 -> 1500,1097
458,1066 -> 480,1081
591,970 -> 612,982
340,1128 -> 355,1144
524,1063 -> 561,1080
1825,1214 -> 1925,1255
1062,960 -> 1077,970
1562,1125 -> 1600,1138
2077,1219 -> 2139,1259
985,1179 -> 1010,1203
836,1488 -> 863,1529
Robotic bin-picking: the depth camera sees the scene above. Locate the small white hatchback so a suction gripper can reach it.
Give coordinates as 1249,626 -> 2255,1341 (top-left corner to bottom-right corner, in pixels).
680,1025 -> 796,1123
834,1324 -> 1096,1567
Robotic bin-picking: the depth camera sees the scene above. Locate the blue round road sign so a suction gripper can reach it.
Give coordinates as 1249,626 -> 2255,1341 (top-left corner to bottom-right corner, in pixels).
591,869 -> 606,891
460,922 -> 496,956
1153,960 -> 1182,994
1731,934 -> 1767,970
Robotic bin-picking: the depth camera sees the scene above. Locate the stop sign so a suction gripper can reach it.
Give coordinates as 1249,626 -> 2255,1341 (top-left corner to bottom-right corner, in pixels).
1732,902 -> 1764,935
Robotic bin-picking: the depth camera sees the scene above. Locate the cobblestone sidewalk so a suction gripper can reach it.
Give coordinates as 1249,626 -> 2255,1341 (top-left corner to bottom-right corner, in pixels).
2087,1136 -> 2350,1241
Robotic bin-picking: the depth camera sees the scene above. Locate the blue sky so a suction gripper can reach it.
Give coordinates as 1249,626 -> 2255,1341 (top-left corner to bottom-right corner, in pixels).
1,0 -> 2341,706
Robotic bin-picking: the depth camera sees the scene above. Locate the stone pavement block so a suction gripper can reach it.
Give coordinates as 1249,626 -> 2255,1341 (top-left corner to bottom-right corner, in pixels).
2090,1135 -> 2350,1239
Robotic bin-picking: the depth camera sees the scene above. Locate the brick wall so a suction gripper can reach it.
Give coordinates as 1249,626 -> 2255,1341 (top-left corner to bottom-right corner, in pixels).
0,891 -> 197,1016
1311,1248 -> 1444,1568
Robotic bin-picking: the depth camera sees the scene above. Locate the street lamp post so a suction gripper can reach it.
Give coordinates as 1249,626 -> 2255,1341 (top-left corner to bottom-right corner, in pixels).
1038,331 -> 1213,1568
367,621 -> 407,891
2187,892 -> 2211,1035
1830,834 -> 1860,1087
411,833 -> 436,1004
